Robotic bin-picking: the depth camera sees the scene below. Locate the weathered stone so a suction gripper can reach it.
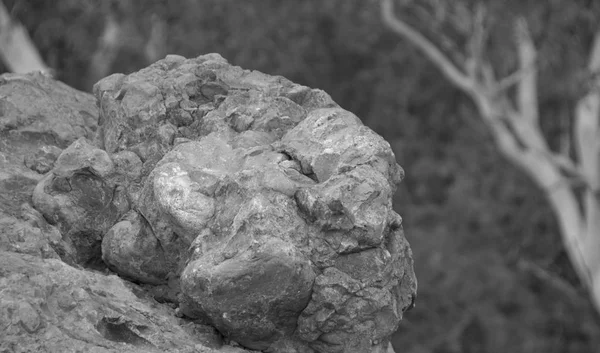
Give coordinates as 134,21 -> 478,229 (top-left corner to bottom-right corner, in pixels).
0,251 -> 227,353
101,210 -> 169,284
1,72 -> 245,353
0,72 -> 99,264
4,53 -> 415,353
87,53 -> 416,352
32,137 -> 129,267
181,192 -> 316,350
0,72 -> 97,148
24,144 -> 63,174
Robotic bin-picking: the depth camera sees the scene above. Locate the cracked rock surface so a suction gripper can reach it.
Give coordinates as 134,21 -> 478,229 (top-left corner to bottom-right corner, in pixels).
5,54 -> 416,353
0,72 -> 237,353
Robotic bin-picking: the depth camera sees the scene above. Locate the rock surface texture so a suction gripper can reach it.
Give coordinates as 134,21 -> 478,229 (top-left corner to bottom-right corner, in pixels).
2,54 -> 416,353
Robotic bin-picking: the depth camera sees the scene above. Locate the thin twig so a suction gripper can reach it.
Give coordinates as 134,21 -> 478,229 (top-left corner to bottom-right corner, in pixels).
465,3 -> 488,79
547,152 -> 583,178
517,259 -> 585,304
515,17 -> 539,123
380,0 -> 473,92
494,64 -> 536,93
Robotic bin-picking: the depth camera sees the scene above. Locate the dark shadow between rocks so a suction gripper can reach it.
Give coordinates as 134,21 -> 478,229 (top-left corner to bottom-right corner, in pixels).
95,317 -> 155,348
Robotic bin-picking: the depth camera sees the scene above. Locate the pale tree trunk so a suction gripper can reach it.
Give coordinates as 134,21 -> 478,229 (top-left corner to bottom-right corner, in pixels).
87,13 -> 122,89
576,34 -> 600,303
381,0 -> 600,312
87,11 -> 167,90
144,13 -> 167,64
0,2 -> 51,75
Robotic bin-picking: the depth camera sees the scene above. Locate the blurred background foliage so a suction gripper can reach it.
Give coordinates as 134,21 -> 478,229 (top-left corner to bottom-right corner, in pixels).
3,0 -> 600,351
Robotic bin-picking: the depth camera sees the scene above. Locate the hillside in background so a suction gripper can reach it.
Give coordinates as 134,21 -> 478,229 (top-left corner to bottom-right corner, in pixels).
4,0 -> 600,351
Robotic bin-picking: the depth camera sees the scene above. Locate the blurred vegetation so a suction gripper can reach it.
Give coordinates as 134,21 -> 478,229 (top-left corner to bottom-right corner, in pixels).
3,0 -> 600,351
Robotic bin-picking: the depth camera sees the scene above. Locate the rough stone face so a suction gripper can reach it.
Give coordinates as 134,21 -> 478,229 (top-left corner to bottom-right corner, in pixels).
78,53 -> 417,352
0,251 -> 230,353
0,72 -> 244,353
32,137 -> 129,267
0,72 -> 97,148
0,72 -> 98,264
9,53 -> 416,353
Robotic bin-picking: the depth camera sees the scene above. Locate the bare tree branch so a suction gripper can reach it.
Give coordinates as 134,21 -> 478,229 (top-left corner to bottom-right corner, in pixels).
517,259 -> 585,305
515,18 -> 539,124
380,0 -> 473,91
494,65 -> 536,93
144,13 -> 167,63
465,3 -> 487,79
87,13 -> 122,90
575,31 -> 600,190
547,153 -> 583,178
574,32 -> 600,294
380,0 -> 600,312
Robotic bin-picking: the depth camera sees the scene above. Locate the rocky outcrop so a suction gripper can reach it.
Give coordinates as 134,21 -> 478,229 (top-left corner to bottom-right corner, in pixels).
2,54 -> 416,353
0,72 -> 241,353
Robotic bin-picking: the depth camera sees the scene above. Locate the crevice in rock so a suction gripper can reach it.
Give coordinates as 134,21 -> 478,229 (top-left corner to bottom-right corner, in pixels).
95,317 -> 155,348
82,252 -> 108,272
278,149 -> 294,162
278,149 -> 319,183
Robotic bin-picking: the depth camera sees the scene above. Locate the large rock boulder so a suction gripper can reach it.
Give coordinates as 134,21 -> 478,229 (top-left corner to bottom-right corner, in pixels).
3,54 -> 416,353
0,72 -> 235,352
